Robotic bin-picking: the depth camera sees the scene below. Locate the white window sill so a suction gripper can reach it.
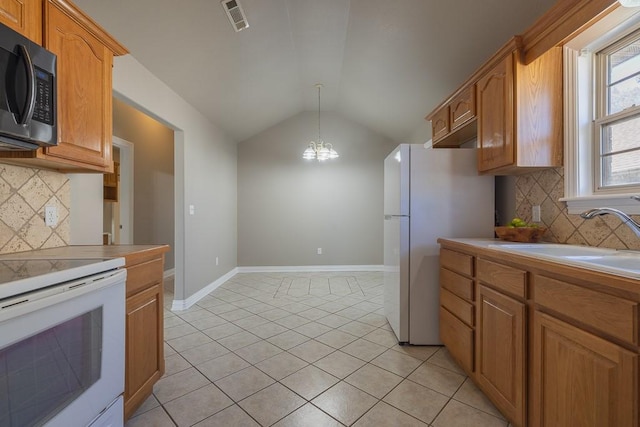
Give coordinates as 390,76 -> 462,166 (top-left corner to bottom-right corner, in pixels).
561,194 -> 640,215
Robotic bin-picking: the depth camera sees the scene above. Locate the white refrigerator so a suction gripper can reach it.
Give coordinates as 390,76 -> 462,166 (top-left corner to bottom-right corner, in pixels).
383,144 -> 494,345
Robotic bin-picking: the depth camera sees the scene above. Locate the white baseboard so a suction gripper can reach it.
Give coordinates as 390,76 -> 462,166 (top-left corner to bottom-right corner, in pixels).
171,267 -> 238,311
236,265 -> 384,273
169,265 -> 383,311
163,268 -> 175,279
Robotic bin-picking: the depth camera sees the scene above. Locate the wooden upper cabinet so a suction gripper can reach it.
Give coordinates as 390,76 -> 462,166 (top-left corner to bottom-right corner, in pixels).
450,85 -> 475,131
477,52 -> 515,172
476,38 -> 562,174
43,0 -> 113,171
431,106 -> 450,143
0,0 -> 42,42
428,36 -> 562,174
0,0 -> 128,172
428,83 -> 477,148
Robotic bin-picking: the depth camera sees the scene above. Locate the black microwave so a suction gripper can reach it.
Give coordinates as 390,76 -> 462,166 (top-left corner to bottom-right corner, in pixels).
0,23 -> 57,151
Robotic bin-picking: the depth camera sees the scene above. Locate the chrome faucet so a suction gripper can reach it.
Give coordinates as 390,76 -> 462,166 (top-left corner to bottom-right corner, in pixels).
580,197 -> 640,238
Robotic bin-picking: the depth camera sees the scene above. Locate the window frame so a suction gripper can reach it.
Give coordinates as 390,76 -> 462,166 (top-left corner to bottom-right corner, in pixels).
594,30 -> 640,193
562,7 -> 640,215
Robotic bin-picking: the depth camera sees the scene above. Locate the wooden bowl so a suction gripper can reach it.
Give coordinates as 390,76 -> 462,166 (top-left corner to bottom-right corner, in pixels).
494,226 -> 547,243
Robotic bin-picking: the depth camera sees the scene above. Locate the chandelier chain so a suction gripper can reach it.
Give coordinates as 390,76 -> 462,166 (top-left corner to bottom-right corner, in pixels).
318,84 -> 321,142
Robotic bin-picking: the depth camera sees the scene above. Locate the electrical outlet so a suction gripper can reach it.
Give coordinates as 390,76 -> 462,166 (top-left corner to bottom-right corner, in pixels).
44,206 -> 58,227
317,248 -> 322,255
189,205 -> 195,215
532,205 -> 541,222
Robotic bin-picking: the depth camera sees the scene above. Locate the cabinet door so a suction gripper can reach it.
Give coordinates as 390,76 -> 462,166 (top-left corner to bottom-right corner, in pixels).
0,0 -> 41,42
476,285 -> 525,425
440,306 -> 474,373
125,283 -> 165,420
44,1 -> 113,171
532,312 -> 637,427
431,106 -> 449,142
477,53 -> 515,172
450,85 -> 476,131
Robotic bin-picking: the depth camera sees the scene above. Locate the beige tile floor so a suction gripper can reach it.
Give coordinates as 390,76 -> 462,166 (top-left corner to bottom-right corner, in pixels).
126,272 -> 511,427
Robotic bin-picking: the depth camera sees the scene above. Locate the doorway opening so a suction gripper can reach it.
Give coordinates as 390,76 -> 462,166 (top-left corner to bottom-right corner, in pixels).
110,97 -> 176,294
103,138 -> 134,245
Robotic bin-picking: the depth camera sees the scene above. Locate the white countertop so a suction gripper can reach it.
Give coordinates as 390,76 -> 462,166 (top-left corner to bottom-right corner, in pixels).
439,238 -> 640,280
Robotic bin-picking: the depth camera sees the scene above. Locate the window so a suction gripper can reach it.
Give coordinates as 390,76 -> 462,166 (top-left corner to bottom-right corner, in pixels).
562,8 -> 640,214
595,30 -> 640,191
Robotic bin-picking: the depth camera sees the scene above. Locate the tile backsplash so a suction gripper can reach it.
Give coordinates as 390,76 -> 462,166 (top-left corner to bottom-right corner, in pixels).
515,168 -> 640,250
0,164 -> 70,254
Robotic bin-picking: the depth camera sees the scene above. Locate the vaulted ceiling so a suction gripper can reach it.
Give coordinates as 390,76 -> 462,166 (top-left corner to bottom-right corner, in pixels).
74,0 -> 558,143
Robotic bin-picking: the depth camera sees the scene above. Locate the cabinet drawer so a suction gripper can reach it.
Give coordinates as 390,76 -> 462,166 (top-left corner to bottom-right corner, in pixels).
126,258 -> 163,297
535,275 -> 639,345
450,85 -> 476,130
441,287 -> 474,326
441,268 -> 473,301
441,249 -> 473,277
431,106 -> 450,142
440,306 -> 474,373
477,258 -> 526,299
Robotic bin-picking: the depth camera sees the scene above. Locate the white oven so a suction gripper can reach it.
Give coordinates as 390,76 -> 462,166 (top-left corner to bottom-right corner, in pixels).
0,258 -> 126,427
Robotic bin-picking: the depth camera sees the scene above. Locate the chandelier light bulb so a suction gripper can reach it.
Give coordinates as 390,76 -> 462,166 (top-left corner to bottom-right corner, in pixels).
303,144 -> 316,160
317,143 -> 330,161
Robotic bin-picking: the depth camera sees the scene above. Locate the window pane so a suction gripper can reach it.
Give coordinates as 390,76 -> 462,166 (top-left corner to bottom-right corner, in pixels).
601,115 -> 640,187
608,39 -> 640,114
601,150 -> 640,187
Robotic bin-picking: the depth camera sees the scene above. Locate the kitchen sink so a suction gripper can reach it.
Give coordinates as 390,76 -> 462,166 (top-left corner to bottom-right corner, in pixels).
488,243 -> 618,257
488,243 -> 640,277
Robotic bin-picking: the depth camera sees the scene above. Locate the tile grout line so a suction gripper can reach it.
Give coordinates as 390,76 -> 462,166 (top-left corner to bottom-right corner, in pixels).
135,272 -> 505,426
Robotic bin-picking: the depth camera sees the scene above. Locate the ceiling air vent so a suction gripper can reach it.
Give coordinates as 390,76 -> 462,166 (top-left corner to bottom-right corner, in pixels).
221,0 -> 249,32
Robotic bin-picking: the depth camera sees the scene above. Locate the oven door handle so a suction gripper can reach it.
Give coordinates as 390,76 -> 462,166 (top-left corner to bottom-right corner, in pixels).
16,44 -> 36,125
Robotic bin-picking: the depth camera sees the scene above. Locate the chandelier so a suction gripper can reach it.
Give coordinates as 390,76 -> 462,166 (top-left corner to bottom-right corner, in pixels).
303,84 -> 339,161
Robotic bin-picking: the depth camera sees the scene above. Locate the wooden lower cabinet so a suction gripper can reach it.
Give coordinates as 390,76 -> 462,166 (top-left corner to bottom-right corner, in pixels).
122,247 -> 167,420
532,312 -> 637,427
438,240 -> 640,426
476,285 -> 526,426
439,249 -> 475,374
440,306 -> 474,373
125,283 -> 164,419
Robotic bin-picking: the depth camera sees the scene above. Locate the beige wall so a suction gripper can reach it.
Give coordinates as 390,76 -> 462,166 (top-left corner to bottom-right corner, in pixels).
238,111 -> 397,267
0,164 -> 70,253
112,97 -> 175,270
113,55 -> 237,303
515,168 -> 640,250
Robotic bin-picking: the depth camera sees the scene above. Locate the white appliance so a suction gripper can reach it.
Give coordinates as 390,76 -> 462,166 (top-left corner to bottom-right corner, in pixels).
0,257 -> 126,427
384,144 -> 494,344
